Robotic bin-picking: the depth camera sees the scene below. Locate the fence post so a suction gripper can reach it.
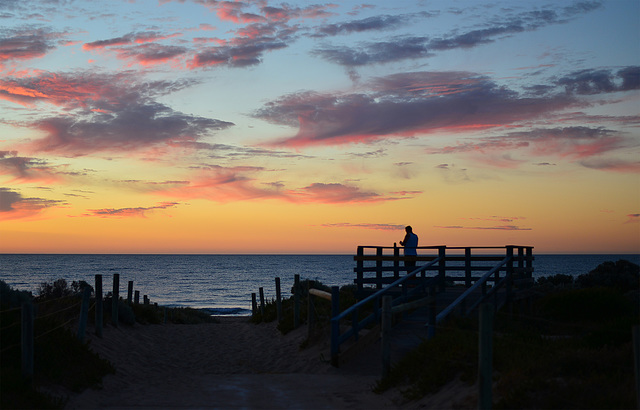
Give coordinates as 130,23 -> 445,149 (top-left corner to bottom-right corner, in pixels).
294,274 -> 300,329
330,286 -> 340,367
356,246 -> 364,294
259,287 -> 265,317
376,247 -> 383,289
465,248 -> 472,287
275,277 -> 282,322
633,325 -> 640,410
21,302 -> 34,379
77,286 -> 91,342
438,246 -> 446,291
251,293 -> 257,316
307,284 -> 315,339
427,284 -> 437,339
127,281 -> 134,304
112,273 -> 119,327
393,243 -> 400,279
478,303 -> 494,410
134,290 -> 140,305
95,274 -> 103,338
382,295 -> 392,379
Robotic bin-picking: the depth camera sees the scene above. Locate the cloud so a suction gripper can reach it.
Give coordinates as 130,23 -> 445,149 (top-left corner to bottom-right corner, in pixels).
286,182 -> 405,204
556,66 -> 640,95
313,2 -> 602,68
0,70 -> 234,155
82,31 -> 181,50
313,13 -> 426,37
0,150 -> 67,183
625,214 -> 640,224
0,26 -> 69,68
436,225 -> 532,231
79,201 -> 179,218
320,222 -> 405,231
579,158 -> 640,173
0,187 -> 66,220
255,71 -> 581,147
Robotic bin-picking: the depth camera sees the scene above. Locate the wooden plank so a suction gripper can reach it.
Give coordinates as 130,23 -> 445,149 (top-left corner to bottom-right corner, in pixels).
309,288 -> 332,301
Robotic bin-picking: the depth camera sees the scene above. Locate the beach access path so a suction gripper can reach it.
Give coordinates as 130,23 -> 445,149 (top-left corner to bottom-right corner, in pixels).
63,317 -> 476,409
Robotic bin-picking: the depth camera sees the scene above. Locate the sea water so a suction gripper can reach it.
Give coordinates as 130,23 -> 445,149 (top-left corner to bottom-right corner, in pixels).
1,254 -> 637,315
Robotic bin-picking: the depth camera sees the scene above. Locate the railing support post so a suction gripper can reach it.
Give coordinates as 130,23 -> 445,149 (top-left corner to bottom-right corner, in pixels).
376,247 -> 383,289
294,274 -> 300,328
21,302 -> 34,379
465,247 -> 472,287
356,246 -> 364,294
95,274 -> 103,338
330,286 -> 340,367
393,243 -> 400,279
438,246 -> 446,291
478,303 -> 494,410
382,295 -> 392,379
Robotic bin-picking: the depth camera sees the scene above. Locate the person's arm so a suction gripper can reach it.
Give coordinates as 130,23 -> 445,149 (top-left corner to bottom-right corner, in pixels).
400,233 -> 409,246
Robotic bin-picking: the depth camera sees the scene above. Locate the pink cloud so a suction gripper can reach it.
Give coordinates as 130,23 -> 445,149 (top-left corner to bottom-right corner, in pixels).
0,187 -> 66,220
78,202 -> 179,218
320,223 -> 405,231
625,214 -> 640,224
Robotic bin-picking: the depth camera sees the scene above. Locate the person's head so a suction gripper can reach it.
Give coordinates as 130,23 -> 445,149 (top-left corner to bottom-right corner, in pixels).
405,226 -> 413,233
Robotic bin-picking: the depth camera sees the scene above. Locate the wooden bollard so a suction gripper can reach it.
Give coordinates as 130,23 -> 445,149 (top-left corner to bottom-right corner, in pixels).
293,274 -> 300,328
77,286 -> 91,342
21,302 -> 34,378
144,295 -> 149,305
382,296 -> 392,379
478,303 -> 494,410
112,274 -> 119,327
95,274 -> 103,338
134,290 -> 140,305
251,293 -> 257,316
127,281 -> 134,304
259,287 -> 265,317
275,277 -> 282,322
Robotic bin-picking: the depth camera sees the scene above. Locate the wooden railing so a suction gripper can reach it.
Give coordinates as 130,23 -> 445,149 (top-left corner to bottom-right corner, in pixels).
330,245 -> 534,366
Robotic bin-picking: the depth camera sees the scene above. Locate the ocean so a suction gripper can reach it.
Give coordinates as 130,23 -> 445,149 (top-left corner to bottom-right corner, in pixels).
1,253 -> 638,316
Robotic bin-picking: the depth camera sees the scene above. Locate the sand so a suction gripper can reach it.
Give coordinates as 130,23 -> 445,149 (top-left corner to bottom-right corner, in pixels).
63,317 -> 476,409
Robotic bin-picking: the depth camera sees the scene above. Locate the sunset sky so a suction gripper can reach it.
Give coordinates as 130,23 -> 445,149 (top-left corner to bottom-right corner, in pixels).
1,0 -> 638,254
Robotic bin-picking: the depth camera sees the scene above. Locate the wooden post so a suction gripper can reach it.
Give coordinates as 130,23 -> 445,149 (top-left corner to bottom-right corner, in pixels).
77,286 -> 91,342
21,302 -> 34,379
294,274 -> 300,329
251,293 -> 257,316
127,281 -> 134,304
259,287 -> 265,317
112,273 -> 119,327
95,274 -> 103,338
465,247 -> 472,287
134,290 -> 140,305
144,295 -> 149,305
478,303 -> 494,410
307,284 -> 315,339
438,246 -> 446,291
382,295 -> 392,379
633,325 -> 640,410
356,246 -> 364,294
330,286 -> 340,367
376,246 -> 383,289
526,247 -> 534,278
275,277 -> 282,322
393,243 -> 400,279
427,285 -> 437,339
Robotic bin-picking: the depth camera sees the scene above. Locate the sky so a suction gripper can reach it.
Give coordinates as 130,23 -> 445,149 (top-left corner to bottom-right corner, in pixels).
0,0 -> 638,254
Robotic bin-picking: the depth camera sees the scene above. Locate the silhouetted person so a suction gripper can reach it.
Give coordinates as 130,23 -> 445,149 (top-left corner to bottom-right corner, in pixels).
399,226 -> 418,272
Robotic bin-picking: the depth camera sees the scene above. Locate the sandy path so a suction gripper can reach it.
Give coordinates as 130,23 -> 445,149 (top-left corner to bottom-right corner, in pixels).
64,317 -> 474,409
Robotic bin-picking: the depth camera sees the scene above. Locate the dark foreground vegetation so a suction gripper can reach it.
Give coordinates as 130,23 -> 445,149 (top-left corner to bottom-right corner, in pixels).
2,260 -> 638,409
375,259 -> 639,409
0,279 -> 217,409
